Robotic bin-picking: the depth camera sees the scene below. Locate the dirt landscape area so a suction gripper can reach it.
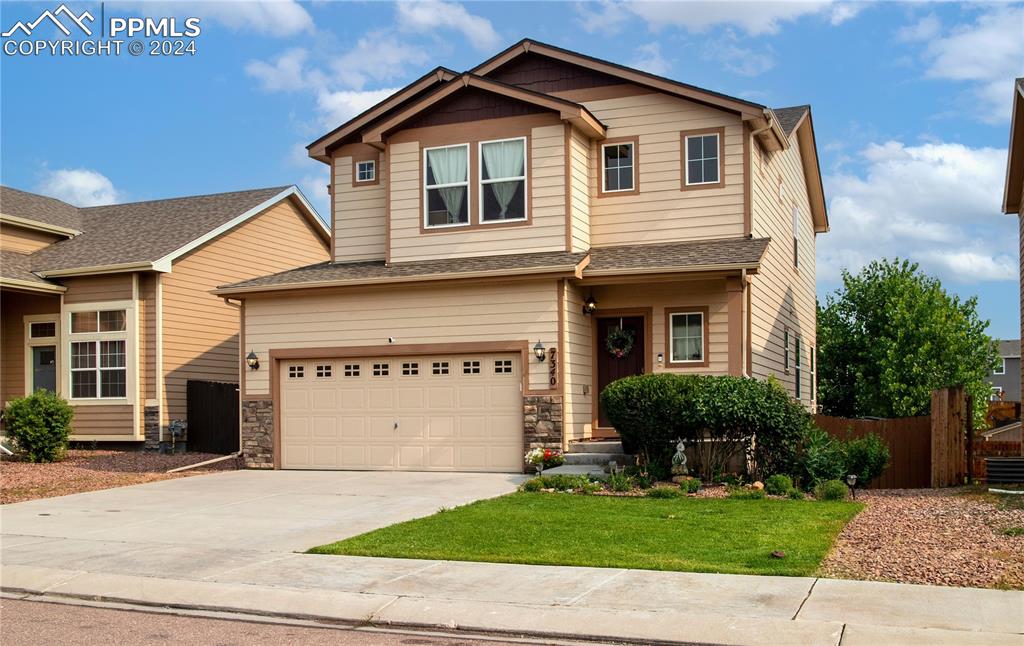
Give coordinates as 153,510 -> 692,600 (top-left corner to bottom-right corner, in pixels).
1,450 -> 238,504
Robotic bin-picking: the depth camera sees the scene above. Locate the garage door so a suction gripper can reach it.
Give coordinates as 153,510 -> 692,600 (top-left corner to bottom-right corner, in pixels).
279,353 -> 523,471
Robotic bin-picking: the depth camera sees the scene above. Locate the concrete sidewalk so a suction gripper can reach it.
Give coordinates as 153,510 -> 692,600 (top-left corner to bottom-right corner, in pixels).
2,545 -> 1021,645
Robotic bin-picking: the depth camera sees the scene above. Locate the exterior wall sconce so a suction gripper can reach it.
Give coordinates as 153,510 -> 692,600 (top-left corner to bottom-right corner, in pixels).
582,295 -> 598,315
245,350 -> 260,371
533,341 -> 546,362
657,352 -> 664,365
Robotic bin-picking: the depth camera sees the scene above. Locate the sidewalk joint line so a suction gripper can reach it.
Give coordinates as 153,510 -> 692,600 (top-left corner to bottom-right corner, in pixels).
561,568 -> 628,606
200,552 -> 302,582
371,561 -> 443,590
792,576 -> 818,620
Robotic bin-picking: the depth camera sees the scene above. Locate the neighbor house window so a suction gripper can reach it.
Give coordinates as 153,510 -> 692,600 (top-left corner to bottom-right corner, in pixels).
668,311 -> 705,364
991,387 -> 1003,401
810,346 -> 816,401
479,137 -> 527,223
784,328 -> 791,373
69,309 -> 127,399
356,160 -> 375,182
994,358 -> 1006,375
683,130 -> 721,186
792,206 -> 800,268
601,140 -> 636,194
795,337 -> 802,400
424,143 -> 469,227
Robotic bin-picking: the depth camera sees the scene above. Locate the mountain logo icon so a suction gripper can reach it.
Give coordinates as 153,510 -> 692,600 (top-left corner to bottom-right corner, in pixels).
2,4 -> 95,38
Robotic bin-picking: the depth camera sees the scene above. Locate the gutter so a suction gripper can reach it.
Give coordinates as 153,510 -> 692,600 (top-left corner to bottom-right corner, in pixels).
36,260 -> 170,278
584,262 -> 762,277
0,277 -> 66,293
0,214 -> 81,238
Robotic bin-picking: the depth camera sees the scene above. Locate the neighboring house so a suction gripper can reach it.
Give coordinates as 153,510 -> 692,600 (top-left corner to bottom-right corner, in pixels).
989,340 -> 1021,402
981,421 -> 1021,443
215,39 -> 828,472
0,185 -> 330,445
1004,78 -> 1024,411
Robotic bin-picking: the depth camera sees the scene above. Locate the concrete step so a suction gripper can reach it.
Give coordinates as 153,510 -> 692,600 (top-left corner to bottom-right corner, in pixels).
563,452 -> 634,467
567,440 -> 624,455
538,464 -> 606,477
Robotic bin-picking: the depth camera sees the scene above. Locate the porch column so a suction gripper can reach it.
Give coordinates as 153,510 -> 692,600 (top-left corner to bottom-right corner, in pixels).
725,276 -> 744,376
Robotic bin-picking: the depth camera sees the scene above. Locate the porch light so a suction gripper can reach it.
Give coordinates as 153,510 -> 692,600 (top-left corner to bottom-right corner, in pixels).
245,350 -> 260,371
533,341 -> 546,362
582,295 -> 598,315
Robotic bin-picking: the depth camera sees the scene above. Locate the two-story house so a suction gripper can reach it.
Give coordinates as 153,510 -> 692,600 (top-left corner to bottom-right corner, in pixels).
989,340 -> 1021,402
217,40 -> 828,472
1,185 -> 330,446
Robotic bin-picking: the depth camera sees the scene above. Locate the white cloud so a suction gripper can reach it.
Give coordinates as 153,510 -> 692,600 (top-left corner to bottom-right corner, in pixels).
396,1 -> 501,51
245,48 -> 325,92
329,34 -> 428,90
896,13 -> 940,43
818,140 -> 1016,284
703,36 -> 776,76
630,43 -> 670,76
315,87 -> 401,128
580,1 -> 859,36
119,0 -> 314,37
916,7 -> 1024,124
35,168 -> 121,206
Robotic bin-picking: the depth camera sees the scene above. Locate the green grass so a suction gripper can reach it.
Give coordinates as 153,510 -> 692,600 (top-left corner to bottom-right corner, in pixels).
309,493 -> 862,577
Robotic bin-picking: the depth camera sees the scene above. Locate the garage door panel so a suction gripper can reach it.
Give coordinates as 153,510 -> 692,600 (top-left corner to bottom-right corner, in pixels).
281,353 -> 523,472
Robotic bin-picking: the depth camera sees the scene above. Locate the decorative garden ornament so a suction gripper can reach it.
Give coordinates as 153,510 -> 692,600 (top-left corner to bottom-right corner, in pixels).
671,438 -> 688,475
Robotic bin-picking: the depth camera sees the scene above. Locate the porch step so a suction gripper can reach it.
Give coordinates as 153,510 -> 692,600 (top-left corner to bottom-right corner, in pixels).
539,464 -> 606,477
563,452 -> 635,467
567,440 -> 625,454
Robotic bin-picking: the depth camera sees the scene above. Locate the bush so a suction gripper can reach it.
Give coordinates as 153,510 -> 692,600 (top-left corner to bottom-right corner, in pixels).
4,390 -> 73,463
786,487 -> 805,500
764,474 -> 793,496
679,478 -> 701,494
727,486 -> 765,500
521,478 -> 543,492
608,471 -> 633,492
647,486 -> 684,498
844,433 -> 890,486
600,373 -> 702,467
814,479 -> 849,501
800,427 -> 847,486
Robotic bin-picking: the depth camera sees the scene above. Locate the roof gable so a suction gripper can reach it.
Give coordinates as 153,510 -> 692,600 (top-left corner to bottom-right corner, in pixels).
0,186 -> 82,234
1003,78 -> 1024,214
483,52 -> 626,94
402,86 -> 550,130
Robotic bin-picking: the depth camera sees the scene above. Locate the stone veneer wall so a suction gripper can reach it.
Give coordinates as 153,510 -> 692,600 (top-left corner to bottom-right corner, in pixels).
241,399 -> 274,469
143,406 -> 160,450
523,395 -> 563,453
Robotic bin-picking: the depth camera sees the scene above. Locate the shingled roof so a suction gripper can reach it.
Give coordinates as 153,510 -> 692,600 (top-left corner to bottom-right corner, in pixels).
1,186 -> 82,232
587,238 -> 770,274
0,249 -> 62,290
773,106 -> 809,137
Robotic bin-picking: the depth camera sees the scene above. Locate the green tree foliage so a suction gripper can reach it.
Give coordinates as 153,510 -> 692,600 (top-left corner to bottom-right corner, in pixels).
817,259 -> 997,427
4,390 -> 74,462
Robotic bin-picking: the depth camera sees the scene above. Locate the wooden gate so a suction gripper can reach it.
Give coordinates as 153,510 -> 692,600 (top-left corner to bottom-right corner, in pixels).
186,380 -> 239,454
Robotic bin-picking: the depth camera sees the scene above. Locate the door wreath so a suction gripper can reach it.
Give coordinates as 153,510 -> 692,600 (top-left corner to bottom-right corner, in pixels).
606,327 -> 635,358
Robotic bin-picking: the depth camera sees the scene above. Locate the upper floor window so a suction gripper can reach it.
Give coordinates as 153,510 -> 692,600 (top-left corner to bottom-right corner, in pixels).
356,160 -> 375,182
683,131 -> 721,187
601,141 -> 635,193
994,358 -> 1006,375
424,143 -> 470,228
480,137 -> 527,223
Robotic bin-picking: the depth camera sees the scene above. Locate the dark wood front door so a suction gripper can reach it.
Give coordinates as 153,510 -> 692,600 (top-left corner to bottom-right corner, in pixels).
596,315 -> 646,432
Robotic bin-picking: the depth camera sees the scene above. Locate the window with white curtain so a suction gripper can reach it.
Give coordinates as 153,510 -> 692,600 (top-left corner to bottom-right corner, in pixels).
480,137 -> 526,222
69,309 -> 127,399
424,143 -> 469,227
669,312 -> 704,363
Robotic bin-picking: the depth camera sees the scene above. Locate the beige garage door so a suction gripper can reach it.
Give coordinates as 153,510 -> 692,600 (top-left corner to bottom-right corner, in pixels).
279,353 -> 523,471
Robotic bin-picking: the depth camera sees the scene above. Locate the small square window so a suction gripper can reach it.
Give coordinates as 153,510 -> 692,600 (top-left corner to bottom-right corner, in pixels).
71,311 -> 98,334
601,142 -> 634,193
30,321 -> 56,338
343,364 -> 360,377
356,160 -> 375,182
402,362 -> 419,376
463,360 -> 480,375
99,310 -> 126,332
494,359 -> 513,374
316,364 -> 332,378
684,133 -> 720,186
288,365 -> 304,379
432,361 -> 449,375
373,363 -> 390,377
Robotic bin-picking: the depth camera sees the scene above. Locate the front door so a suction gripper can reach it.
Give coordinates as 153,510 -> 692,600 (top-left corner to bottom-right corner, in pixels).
32,345 -> 57,393
596,315 -> 646,433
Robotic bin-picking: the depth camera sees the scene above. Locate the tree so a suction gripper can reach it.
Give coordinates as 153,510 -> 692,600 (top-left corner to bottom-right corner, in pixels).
817,259 -> 997,428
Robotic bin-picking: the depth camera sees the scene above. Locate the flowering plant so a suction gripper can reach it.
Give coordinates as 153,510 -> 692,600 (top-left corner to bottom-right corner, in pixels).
524,447 -> 565,469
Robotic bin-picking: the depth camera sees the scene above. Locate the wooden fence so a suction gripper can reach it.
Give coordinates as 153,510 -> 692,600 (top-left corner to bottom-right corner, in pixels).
814,414 -> 932,489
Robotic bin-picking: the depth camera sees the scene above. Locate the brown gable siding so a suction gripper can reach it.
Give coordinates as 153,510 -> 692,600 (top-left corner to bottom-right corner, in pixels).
485,53 -> 622,94
61,274 -> 133,303
0,223 -> 62,253
402,88 -> 548,129
160,198 -> 329,425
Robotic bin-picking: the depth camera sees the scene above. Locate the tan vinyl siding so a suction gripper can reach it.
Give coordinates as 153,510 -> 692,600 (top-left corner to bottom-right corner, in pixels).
0,223 -> 62,253
243,279 -> 559,395
161,198 -> 329,424
563,281 -> 593,441
581,92 -> 745,246
749,133 -> 817,407
568,127 -> 591,252
388,123 -> 568,262
0,290 -> 60,408
334,144 -> 387,262
138,273 -> 157,404
62,274 -> 133,303
71,405 -> 135,436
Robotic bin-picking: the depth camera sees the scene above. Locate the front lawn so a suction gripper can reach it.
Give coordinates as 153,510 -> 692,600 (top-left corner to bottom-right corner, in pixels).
310,493 -> 862,577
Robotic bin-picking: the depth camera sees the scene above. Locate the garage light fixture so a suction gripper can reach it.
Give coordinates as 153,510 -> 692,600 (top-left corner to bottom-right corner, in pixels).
533,341 -> 546,362
245,350 -> 260,371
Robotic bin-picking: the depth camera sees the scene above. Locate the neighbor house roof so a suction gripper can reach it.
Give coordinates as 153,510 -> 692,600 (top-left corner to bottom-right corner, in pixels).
998,339 -> 1021,358
773,106 -> 809,137
0,249 -> 64,293
585,238 -> 770,276
13,186 -> 328,277
1003,78 -> 1024,214
0,186 -> 82,234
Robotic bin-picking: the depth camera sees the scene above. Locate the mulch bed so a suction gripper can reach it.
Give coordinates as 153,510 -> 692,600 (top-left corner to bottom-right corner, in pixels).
819,488 -> 1024,589
1,449 -> 239,505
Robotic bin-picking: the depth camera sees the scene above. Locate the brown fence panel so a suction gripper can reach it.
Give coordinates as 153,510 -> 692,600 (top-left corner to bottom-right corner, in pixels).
814,415 -> 932,489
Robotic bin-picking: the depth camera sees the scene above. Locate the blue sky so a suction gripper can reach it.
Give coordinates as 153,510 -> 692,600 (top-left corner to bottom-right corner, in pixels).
2,1 -> 1021,338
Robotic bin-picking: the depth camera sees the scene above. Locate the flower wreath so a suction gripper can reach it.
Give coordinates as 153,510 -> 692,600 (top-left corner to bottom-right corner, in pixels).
606,327 -> 635,358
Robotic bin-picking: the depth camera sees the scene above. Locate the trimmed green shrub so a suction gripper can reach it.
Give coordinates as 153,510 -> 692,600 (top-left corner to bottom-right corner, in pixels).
647,486 -> 684,498
764,474 -> 793,496
679,478 -> 701,494
844,433 -> 890,486
608,471 -> 632,492
786,487 -> 805,500
814,479 -> 849,501
727,486 -> 765,500
600,373 -> 702,467
4,390 -> 73,463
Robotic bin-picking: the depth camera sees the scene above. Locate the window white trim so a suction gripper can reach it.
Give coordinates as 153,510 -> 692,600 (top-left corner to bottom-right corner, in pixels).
600,141 -> 635,193
478,136 -> 528,224
668,311 -> 705,364
990,386 -> 1003,401
684,133 -> 720,186
994,358 -> 1006,375
61,299 -> 135,405
423,142 -> 471,229
23,314 -> 60,396
355,160 -> 376,182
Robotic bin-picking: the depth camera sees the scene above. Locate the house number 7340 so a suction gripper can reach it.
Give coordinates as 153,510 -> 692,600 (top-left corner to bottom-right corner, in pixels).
548,348 -> 558,387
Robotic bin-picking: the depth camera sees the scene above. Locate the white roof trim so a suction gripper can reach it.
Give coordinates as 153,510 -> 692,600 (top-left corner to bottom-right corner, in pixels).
154,186 -> 330,268
0,213 -> 80,237
0,277 -> 66,293
37,261 -> 164,278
